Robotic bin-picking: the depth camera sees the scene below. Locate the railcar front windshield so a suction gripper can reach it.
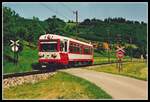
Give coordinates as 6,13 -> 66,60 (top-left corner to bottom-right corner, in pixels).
40,42 -> 57,52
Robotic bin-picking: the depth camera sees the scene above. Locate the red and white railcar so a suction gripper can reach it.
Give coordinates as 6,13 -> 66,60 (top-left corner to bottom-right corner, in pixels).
38,34 -> 94,67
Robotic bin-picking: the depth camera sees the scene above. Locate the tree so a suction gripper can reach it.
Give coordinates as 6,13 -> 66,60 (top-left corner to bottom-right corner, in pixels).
45,15 -> 57,33
17,27 -> 28,40
45,15 -> 66,34
80,19 -> 91,25
134,21 -> 140,24
3,6 -> 19,44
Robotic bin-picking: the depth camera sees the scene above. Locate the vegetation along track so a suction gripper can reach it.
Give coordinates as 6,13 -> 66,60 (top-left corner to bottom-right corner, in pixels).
3,60 -> 137,79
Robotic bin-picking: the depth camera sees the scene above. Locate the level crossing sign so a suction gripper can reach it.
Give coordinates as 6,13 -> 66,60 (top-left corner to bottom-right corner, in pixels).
115,46 -> 125,72
10,40 -> 20,52
116,50 -> 124,58
10,40 -> 20,65
116,46 -> 125,59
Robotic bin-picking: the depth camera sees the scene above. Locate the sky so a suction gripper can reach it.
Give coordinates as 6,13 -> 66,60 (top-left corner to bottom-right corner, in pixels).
2,2 -> 148,23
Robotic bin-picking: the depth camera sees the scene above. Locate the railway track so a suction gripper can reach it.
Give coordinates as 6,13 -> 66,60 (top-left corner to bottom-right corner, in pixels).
3,70 -> 55,79
3,60 -> 139,79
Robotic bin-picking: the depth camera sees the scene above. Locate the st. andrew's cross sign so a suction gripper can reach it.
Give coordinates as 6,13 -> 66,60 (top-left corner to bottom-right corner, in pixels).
10,40 -> 20,64
116,46 -> 125,72
116,46 -> 125,59
10,40 -> 20,52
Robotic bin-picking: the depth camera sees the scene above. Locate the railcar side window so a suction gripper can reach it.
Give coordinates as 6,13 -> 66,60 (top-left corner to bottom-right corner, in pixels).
84,47 -> 90,54
70,47 -> 72,52
79,47 -> 81,54
73,44 -> 76,53
70,46 -> 73,52
76,47 -> 80,53
79,46 -> 82,54
64,41 -> 67,52
60,41 -> 64,51
73,46 -> 76,53
69,43 -> 73,53
69,42 -> 91,54
73,45 -> 80,53
89,47 -> 91,54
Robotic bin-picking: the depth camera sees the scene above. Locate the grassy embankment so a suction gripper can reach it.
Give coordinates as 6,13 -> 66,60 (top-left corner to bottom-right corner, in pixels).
3,41 -> 38,74
3,72 -> 112,99
88,62 -> 148,81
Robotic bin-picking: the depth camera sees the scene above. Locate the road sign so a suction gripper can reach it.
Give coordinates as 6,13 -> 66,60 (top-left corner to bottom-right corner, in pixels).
11,46 -> 19,52
116,46 -> 125,72
116,46 -> 125,52
10,40 -> 20,65
10,40 -> 20,52
116,46 -> 125,59
116,46 -> 125,56
116,50 -> 124,58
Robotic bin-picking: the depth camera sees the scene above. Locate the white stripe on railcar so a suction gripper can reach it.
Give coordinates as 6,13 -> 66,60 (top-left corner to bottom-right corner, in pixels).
68,53 -> 93,61
40,42 -> 57,44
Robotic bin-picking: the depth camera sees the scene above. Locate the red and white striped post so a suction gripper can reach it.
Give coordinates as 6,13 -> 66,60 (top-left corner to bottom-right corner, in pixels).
116,46 -> 125,72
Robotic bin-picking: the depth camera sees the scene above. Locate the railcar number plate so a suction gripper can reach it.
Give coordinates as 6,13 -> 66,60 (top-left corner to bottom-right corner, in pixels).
42,65 -> 47,68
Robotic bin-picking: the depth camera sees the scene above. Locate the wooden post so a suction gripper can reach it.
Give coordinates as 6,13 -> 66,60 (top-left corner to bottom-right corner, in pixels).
14,51 -> 16,64
14,45 -> 16,65
118,58 -> 121,72
120,58 -> 123,71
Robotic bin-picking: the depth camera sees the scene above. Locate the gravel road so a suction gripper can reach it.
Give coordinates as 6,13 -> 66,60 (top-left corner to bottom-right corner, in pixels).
60,68 -> 148,100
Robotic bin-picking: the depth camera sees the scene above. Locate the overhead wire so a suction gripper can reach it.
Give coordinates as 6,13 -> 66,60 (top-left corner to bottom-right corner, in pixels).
59,2 -> 76,22
12,4 -> 46,34
40,3 -> 70,21
60,3 -> 74,13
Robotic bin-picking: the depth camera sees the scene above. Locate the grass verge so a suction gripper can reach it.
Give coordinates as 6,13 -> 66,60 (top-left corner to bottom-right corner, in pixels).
88,62 -> 147,81
3,72 -> 112,99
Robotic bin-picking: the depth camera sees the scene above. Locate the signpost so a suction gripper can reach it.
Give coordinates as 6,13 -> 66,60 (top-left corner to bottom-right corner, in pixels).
10,40 -> 20,65
103,42 -> 110,63
116,46 -> 125,72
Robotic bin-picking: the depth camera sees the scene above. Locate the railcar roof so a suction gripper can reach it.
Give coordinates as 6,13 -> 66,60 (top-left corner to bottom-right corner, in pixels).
39,34 -> 93,47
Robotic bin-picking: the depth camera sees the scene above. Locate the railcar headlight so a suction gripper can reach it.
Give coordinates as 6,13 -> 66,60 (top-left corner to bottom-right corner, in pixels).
51,53 -> 57,58
38,52 -> 42,56
39,53 -> 44,58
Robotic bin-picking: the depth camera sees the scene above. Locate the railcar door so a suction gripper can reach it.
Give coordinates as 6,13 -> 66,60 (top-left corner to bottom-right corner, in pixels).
60,40 -> 68,65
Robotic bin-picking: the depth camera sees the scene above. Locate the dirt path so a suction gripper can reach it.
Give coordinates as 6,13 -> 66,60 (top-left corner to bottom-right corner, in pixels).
60,68 -> 148,100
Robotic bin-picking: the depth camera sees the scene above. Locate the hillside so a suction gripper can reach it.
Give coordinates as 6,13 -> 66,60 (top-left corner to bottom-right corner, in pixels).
3,6 -> 147,52
3,6 -> 147,62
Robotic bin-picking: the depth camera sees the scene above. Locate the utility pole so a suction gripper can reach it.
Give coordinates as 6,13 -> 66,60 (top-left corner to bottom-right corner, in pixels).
116,34 -> 122,46
73,10 -> 78,39
107,29 -> 111,63
116,34 -> 121,63
129,37 -> 133,62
